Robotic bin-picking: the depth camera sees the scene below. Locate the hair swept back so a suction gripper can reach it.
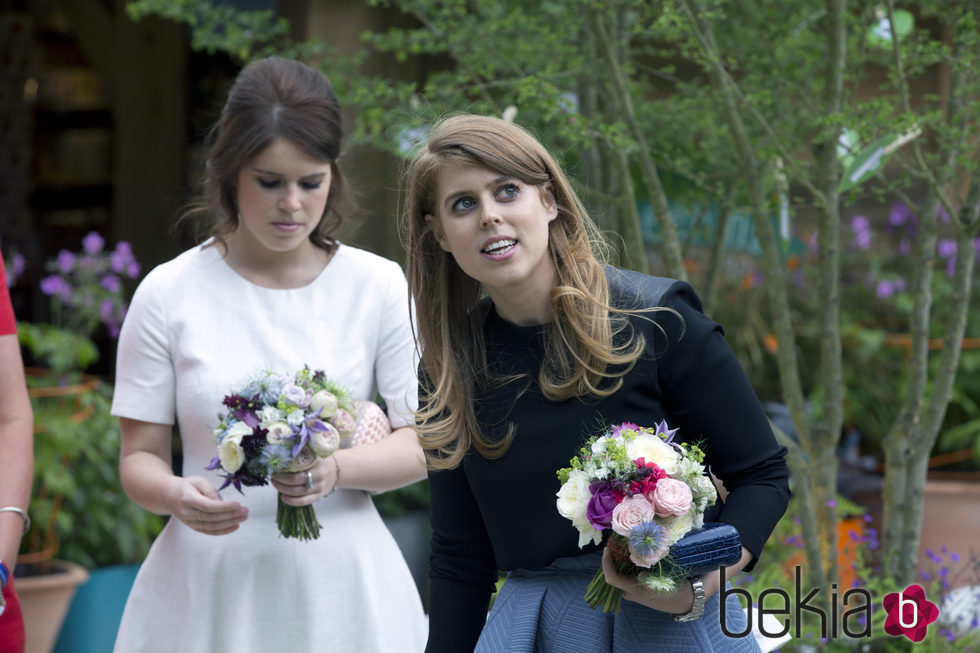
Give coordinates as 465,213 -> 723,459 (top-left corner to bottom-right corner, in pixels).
182,55 -> 355,251
400,114 -> 649,471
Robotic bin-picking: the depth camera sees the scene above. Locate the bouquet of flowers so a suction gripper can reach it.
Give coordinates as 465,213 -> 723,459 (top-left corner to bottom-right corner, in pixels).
556,421 -> 728,612
207,366 -> 359,540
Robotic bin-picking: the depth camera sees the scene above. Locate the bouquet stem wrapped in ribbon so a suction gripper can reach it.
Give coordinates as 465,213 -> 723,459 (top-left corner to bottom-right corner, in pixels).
207,366 -> 374,540
556,421 -> 741,612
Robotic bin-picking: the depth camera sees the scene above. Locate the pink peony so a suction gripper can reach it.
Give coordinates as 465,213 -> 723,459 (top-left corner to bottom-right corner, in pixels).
611,495 -> 656,538
652,478 -> 693,517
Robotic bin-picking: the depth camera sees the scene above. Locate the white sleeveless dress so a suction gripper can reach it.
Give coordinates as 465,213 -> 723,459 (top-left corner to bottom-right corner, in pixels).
110,242 -> 427,652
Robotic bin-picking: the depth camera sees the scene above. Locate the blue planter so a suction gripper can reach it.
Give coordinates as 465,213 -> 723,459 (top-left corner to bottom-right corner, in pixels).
52,564 -> 139,653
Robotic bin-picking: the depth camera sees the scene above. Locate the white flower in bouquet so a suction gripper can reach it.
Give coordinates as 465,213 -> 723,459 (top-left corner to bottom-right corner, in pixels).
286,409 -> 306,427
625,434 -> 679,476
219,434 -> 246,473
266,422 -> 292,445
309,390 -> 339,418
556,469 -> 600,547
258,404 -> 285,426
310,422 -> 342,457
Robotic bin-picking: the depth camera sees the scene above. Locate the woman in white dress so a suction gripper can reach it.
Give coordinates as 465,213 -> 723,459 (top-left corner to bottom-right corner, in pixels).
110,56 -> 428,652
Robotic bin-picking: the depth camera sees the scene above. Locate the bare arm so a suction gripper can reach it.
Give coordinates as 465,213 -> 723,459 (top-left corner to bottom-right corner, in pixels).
0,333 -> 33,567
119,417 -> 248,535
272,426 -> 426,506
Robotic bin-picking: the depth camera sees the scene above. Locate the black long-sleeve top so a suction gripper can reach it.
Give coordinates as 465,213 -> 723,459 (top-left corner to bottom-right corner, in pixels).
424,269 -> 791,653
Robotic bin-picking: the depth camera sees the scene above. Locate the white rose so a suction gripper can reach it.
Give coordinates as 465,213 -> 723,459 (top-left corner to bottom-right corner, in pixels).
310,423 -> 341,457
591,436 -> 611,456
258,405 -> 284,426
218,436 -> 245,473
556,470 -> 601,548
266,421 -> 293,445
663,510 -> 696,546
309,390 -> 339,418
625,434 -> 679,476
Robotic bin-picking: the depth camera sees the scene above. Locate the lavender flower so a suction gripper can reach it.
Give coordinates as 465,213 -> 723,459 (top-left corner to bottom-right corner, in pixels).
56,250 -> 76,273
40,275 -> 72,301
937,239 -> 957,258
82,231 -> 105,254
851,215 -> 872,250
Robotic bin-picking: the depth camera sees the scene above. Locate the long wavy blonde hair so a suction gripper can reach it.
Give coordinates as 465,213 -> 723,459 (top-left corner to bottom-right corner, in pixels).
401,114 -> 648,470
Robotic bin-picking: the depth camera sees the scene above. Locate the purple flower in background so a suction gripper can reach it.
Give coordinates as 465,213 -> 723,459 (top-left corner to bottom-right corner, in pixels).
850,216 -> 871,250
56,250 -> 76,273
82,231 -> 105,254
99,299 -> 115,321
101,274 -> 121,293
876,281 -> 896,299
40,274 -> 72,301
78,254 -> 98,270
109,250 -> 128,274
586,481 -> 619,530
937,205 -> 951,224
937,239 -> 957,259
889,202 -> 913,227
110,241 -> 140,278
35,232 -> 141,342
4,253 -> 26,287
899,239 -> 912,256
946,257 -> 956,278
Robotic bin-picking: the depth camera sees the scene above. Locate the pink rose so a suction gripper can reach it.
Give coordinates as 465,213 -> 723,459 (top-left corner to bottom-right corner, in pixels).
330,409 -> 356,438
652,478 -> 693,517
611,495 -> 656,537
629,542 -> 670,568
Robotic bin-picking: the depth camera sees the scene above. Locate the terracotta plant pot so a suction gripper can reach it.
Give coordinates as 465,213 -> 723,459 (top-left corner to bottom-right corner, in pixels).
918,471 -> 980,590
15,560 -> 89,653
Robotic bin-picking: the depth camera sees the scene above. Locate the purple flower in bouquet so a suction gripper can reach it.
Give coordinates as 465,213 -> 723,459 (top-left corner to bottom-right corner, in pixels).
610,422 -> 639,438
587,481 -> 620,530
629,520 -> 669,567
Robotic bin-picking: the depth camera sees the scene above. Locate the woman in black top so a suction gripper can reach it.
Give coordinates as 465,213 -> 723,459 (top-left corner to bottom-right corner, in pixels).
401,114 -> 790,652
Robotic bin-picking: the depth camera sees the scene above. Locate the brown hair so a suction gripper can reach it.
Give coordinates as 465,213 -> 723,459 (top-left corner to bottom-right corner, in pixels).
188,56 -> 352,252
401,114 -> 649,470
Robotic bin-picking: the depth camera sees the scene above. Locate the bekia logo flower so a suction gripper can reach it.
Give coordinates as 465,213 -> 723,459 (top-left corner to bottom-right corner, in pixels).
882,584 -> 939,642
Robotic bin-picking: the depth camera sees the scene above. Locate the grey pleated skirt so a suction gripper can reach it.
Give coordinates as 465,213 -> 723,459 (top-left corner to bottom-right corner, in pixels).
475,552 -> 762,653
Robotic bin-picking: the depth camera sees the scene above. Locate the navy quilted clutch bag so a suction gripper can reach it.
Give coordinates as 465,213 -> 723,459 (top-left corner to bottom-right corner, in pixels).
666,522 -> 742,577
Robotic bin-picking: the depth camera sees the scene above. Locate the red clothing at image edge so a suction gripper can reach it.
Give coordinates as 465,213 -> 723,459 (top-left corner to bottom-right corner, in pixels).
0,579 -> 26,653
0,259 -> 16,335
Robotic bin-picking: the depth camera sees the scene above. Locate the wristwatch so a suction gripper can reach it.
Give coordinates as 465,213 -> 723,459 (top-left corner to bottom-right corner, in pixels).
673,576 -> 706,622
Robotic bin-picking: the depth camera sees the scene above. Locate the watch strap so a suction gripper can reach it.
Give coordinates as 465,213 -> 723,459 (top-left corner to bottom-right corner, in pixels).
673,576 -> 706,622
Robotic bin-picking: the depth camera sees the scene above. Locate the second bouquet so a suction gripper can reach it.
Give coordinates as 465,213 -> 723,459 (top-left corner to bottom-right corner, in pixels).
207,366 -> 358,540
556,421 -> 739,612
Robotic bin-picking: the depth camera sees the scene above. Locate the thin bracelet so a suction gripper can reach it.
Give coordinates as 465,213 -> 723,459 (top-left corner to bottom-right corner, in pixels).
0,507 -> 30,536
324,456 -> 341,498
